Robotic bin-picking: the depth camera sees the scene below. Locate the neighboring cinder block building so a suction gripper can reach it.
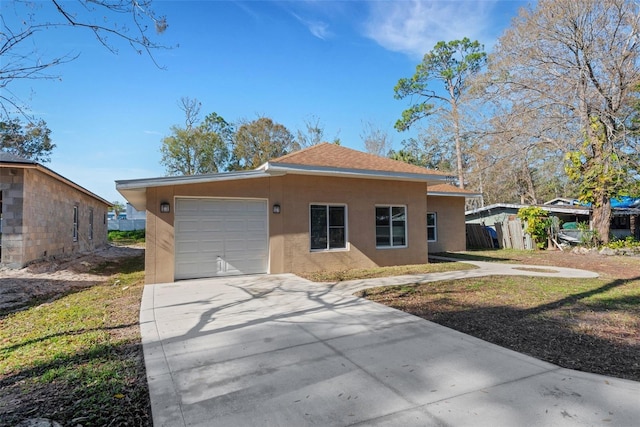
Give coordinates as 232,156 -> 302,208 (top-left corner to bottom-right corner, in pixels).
117,143 -> 477,284
0,153 -> 111,268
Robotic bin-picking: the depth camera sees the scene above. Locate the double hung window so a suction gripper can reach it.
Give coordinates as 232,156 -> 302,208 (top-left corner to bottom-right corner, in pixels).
427,212 -> 437,242
376,206 -> 407,248
310,205 -> 346,250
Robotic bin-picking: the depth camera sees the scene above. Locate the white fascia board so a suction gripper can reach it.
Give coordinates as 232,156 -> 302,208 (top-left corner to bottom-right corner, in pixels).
115,170 -> 270,210
542,206 -> 590,215
115,170 -> 269,190
465,203 -> 524,215
264,162 -> 451,184
428,191 -> 483,198
465,203 -> 591,216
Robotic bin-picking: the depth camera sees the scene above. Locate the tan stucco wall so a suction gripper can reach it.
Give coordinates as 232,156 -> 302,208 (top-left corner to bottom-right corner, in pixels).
426,195 -> 467,253
1,167 -> 109,267
144,175 -> 431,283
277,175 -> 429,274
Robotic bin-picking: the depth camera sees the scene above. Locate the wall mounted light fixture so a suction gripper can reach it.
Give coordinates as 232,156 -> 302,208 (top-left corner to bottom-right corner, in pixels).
272,204 -> 281,214
160,202 -> 170,213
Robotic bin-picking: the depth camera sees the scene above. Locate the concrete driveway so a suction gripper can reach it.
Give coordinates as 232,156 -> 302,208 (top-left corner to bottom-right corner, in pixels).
140,271 -> 640,426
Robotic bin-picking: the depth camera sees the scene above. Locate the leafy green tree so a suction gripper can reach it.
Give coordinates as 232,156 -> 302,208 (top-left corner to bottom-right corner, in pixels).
388,149 -> 427,167
394,38 -> 486,189
111,201 -> 125,218
388,133 -> 455,171
160,98 -> 232,176
489,0 -> 640,243
230,117 -> 299,170
0,118 -> 54,162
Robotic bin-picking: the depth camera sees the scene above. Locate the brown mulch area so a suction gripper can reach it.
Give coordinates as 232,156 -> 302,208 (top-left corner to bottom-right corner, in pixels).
364,250 -> 640,382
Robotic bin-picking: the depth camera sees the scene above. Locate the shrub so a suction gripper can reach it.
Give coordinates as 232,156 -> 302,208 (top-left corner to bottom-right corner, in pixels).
108,229 -> 145,243
517,206 -> 551,249
606,236 -> 640,250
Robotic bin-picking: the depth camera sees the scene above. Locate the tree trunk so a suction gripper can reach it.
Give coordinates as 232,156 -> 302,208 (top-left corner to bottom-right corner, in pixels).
450,95 -> 465,189
591,191 -> 611,244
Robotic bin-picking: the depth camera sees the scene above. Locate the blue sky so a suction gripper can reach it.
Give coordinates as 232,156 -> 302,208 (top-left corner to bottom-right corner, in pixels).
3,0 -> 527,203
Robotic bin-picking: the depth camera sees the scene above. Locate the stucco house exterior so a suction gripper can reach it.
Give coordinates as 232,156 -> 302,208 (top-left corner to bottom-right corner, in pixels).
116,143 -> 473,284
427,183 -> 481,253
0,153 -> 111,268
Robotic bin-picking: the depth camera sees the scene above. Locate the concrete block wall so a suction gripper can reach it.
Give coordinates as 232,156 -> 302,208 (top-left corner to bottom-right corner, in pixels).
0,168 -> 25,268
0,167 -> 109,268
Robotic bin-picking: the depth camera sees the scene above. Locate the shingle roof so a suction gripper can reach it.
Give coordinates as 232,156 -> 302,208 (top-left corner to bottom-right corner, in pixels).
428,183 -> 474,194
268,143 -> 450,176
428,183 -> 483,198
0,152 -> 35,164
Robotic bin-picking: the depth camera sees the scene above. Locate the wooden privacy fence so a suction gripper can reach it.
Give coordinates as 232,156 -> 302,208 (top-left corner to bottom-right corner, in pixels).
466,224 -> 495,249
466,220 -> 534,250
495,219 -> 534,250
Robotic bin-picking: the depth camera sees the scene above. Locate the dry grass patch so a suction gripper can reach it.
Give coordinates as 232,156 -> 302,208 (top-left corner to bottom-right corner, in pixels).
361,273 -> 640,381
0,254 -> 150,427
299,260 -> 476,282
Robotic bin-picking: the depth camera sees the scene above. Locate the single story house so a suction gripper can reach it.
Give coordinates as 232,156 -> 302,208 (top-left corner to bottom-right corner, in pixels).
117,143 -> 476,284
427,183 -> 481,253
0,152 -> 111,268
466,200 -> 640,240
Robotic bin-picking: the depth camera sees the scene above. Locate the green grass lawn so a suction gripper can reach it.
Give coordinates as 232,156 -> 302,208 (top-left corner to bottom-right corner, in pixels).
0,255 -> 150,427
361,269 -> 640,381
299,260 -> 476,282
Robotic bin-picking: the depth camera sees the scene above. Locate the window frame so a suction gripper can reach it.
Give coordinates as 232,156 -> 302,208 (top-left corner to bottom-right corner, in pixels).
73,206 -> 79,242
375,205 -> 408,249
427,212 -> 437,242
309,203 -> 348,252
89,208 -> 94,240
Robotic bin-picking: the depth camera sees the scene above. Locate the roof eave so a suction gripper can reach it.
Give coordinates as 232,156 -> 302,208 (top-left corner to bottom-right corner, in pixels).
264,162 -> 451,183
428,191 -> 483,198
115,170 -> 271,211
1,162 -> 111,207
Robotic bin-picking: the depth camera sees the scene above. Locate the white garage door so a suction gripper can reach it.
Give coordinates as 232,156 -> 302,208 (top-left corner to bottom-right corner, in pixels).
174,198 -> 268,280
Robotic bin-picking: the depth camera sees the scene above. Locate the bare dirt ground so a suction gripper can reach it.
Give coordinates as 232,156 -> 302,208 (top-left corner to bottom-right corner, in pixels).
0,245 -> 144,314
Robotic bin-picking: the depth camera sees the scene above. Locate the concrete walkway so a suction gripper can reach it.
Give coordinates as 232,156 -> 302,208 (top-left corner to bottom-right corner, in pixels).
140,261 -> 639,426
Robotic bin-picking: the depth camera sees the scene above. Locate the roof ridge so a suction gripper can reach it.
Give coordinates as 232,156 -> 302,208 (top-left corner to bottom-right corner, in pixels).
268,142 -> 449,176
267,142 -> 332,164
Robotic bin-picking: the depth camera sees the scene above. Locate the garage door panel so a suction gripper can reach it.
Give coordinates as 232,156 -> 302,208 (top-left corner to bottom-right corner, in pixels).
174,198 -> 268,280
175,199 -> 199,212
200,202 -> 225,213
224,219 -> 247,232
247,219 -> 267,230
225,200 -> 252,212
175,219 -> 201,233
246,203 -> 266,213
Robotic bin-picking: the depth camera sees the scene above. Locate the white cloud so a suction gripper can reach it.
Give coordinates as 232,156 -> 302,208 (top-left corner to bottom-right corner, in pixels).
291,12 -> 332,40
363,0 -> 499,59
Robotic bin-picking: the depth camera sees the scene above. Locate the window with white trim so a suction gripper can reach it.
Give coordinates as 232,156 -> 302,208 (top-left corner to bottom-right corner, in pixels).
427,212 -> 437,242
310,204 -> 347,250
376,206 -> 407,247
73,206 -> 79,242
